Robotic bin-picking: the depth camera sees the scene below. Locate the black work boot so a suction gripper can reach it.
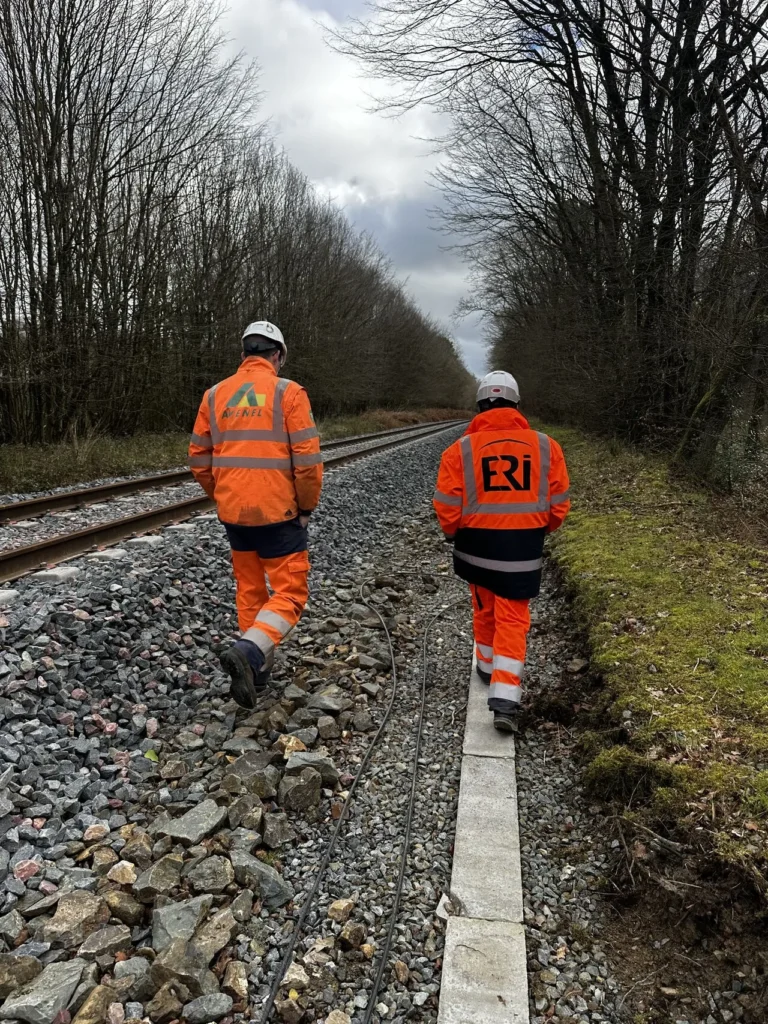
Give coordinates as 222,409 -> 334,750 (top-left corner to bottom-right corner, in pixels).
493,708 -> 520,733
255,647 -> 275,690
220,640 -> 265,710
476,665 -> 491,685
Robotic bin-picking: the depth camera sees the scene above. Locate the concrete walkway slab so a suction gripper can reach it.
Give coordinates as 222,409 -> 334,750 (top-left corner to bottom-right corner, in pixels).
438,917 -> 528,1024
450,754 -> 523,923
463,662 -> 516,759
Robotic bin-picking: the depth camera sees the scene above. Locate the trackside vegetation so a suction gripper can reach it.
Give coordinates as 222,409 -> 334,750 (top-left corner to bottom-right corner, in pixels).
546,426 -> 768,887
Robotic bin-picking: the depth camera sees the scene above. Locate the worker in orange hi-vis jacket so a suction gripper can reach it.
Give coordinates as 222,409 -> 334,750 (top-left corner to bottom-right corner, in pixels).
188,321 -> 323,709
433,371 -> 570,733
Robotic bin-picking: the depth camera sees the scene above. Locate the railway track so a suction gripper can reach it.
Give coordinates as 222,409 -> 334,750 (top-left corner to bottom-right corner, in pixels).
0,419 -> 464,584
0,420 -> 464,524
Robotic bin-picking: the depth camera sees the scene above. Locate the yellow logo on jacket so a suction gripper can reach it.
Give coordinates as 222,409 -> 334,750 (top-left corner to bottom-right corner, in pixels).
226,383 -> 266,409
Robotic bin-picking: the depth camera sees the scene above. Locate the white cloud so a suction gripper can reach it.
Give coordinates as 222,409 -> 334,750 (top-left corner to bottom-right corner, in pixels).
224,0 -> 485,372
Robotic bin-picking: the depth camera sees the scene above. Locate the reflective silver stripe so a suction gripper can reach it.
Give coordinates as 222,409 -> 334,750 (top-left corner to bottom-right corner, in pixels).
188,454 -> 212,467
460,436 -> 478,513
190,433 -> 212,449
476,642 -> 493,658
218,429 -> 289,442
488,681 -> 522,703
536,432 -> 550,510
493,654 -> 525,677
255,608 -> 293,637
208,385 -> 220,444
455,551 -> 543,573
462,502 -> 548,515
433,488 -> 462,506
289,426 -> 319,443
274,378 -> 290,438
551,489 -> 570,504
293,452 -> 323,467
212,456 -> 292,469
242,626 -> 275,656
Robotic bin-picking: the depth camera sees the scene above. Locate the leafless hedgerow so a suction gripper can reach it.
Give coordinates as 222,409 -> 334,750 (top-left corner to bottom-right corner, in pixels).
338,0 -> 768,486
0,0 -> 475,446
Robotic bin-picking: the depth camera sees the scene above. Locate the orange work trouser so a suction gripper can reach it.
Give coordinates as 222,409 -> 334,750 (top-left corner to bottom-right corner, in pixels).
470,584 -> 530,713
230,549 -> 310,658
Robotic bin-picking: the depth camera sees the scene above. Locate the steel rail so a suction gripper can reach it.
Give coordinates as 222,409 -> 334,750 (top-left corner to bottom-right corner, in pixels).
0,420 -> 463,583
0,420 -> 464,524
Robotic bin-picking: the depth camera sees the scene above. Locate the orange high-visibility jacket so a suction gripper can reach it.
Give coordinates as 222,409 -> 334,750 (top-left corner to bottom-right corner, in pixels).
433,408 -> 570,599
188,357 -> 323,527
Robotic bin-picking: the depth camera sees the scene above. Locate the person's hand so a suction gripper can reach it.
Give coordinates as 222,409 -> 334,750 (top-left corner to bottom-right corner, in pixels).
299,515 -> 310,528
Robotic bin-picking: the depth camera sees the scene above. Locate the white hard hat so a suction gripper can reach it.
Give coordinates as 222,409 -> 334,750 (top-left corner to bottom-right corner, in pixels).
477,370 -> 520,405
242,321 -> 287,367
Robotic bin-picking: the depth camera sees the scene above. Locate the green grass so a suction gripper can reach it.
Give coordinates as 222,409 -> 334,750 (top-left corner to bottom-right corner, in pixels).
544,427 -> 768,884
0,433 -> 190,494
0,408 -> 470,495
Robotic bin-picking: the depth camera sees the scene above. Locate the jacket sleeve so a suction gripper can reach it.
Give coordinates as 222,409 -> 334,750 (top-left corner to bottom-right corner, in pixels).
547,437 -> 570,533
188,392 -> 215,499
433,442 -> 463,537
285,384 -> 323,513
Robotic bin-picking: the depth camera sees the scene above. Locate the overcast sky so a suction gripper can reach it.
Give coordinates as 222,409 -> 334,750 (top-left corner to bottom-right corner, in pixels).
224,0 -> 488,377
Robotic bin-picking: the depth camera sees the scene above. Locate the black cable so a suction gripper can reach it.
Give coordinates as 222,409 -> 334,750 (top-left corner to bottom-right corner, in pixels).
361,598 -> 461,1024
258,578 -> 403,1023
258,570 -> 464,1023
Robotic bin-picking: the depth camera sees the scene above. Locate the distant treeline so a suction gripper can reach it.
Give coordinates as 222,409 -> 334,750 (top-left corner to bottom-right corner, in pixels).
0,0 -> 475,446
345,0 -> 768,490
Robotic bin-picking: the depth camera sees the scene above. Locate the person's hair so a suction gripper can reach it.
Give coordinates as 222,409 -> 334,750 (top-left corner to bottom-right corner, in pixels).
477,398 -> 519,412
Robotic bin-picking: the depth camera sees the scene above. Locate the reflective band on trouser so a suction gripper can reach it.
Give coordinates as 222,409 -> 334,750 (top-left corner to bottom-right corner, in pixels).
489,681 -> 522,704
454,550 -> 543,572
189,454 -> 212,467
433,489 -> 462,506
289,426 -> 319,443
243,625 -> 275,656
254,608 -> 292,637
493,654 -> 525,677
292,452 -> 323,466
475,641 -> 493,668
212,456 -> 292,469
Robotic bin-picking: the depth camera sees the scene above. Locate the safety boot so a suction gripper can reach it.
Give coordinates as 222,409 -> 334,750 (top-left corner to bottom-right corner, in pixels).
493,708 -> 520,733
476,665 -> 491,685
220,639 -> 265,710
255,647 -> 275,690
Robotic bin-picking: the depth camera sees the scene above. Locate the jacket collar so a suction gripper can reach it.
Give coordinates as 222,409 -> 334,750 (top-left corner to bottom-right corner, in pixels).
465,407 -> 530,434
238,356 -> 277,376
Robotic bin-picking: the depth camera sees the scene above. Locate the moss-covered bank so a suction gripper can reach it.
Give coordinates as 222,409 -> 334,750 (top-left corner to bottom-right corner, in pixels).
546,427 -> 768,884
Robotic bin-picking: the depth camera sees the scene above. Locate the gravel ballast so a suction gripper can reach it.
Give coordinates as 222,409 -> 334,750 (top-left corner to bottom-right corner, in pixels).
4,422 -> 710,1024
0,429 -> 471,1024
